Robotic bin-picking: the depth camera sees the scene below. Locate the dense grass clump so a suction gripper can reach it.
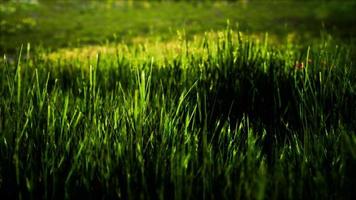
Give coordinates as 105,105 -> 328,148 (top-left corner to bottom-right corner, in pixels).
0,30 -> 355,199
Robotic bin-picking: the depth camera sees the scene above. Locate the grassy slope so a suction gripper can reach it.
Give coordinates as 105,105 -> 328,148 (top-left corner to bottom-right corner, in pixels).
1,1 -> 356,53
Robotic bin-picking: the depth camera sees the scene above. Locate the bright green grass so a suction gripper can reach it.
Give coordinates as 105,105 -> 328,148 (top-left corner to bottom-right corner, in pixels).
0,28 -> 355,199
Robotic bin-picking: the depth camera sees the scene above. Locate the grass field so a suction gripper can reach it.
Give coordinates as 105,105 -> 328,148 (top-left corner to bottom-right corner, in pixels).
1,1 -> 356,199
1,0 -> 356,53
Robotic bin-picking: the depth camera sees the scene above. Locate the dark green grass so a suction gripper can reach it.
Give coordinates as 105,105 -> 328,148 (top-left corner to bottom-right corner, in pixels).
0,28 -> 355,199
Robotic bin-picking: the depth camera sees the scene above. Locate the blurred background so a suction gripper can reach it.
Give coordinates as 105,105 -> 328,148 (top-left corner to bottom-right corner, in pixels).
1,0 -> 356,54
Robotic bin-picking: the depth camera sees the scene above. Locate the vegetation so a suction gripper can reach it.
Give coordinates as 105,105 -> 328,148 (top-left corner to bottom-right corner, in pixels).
0,1 -> 355,199
1,1 -> 356,53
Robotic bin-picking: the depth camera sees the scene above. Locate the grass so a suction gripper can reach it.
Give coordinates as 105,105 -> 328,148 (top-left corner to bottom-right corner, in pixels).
1,26 -> 356,199
1,1 -> 356,54
1,0 -> 356,199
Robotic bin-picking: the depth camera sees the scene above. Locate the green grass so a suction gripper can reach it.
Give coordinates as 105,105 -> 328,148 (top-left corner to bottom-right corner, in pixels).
0,27 -> 355,199
1,1 -> 356,54
1,1 -> 356,199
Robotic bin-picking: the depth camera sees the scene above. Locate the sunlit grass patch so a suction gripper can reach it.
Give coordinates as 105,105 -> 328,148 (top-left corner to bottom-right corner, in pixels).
44,30 -> 301,67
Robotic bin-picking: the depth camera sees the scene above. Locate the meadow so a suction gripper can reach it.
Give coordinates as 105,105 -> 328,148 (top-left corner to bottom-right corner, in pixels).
0,1 -> 356,199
